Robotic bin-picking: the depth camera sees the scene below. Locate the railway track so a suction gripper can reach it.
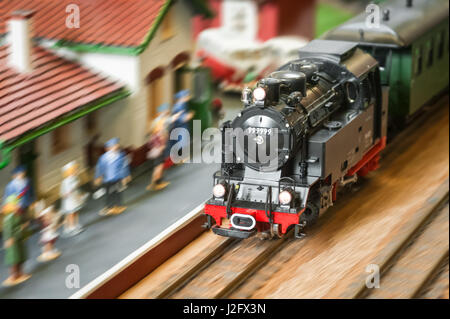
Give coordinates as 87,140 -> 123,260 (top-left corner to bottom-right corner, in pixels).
140,180 -> 447,300
362,201 -> 449,299
158,231 -> 294,299
77,97 -> 449,299
228,183 -> 449,299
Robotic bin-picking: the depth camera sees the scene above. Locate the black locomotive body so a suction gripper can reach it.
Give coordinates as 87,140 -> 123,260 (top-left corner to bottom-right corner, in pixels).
204,40 -> 389,239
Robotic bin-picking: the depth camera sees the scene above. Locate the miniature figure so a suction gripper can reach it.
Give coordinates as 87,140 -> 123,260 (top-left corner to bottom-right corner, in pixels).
2,195 -> 31,286
60,161 -> 86,236
147,111 -> 171,191
3,165 -> 35,217
34,200 -> 61,262
95,138 -> 131,215
167,89 -> 194,164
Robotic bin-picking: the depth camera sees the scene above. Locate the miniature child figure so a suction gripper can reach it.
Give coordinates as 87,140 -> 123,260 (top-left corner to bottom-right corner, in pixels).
95,138 -> 131,216
60,161 -> 86,236
35,201 -> 61,262
146,112 -> 171,191
3,165 -> 35,218
2,195 -> 31,287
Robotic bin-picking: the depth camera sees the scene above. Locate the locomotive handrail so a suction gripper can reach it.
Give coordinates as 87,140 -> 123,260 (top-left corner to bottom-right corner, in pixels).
265,185 -> 273,224
278,176 -> 296,191
226,183 -> 235,219
213,169 -> 234,185
214,174 -> 309,191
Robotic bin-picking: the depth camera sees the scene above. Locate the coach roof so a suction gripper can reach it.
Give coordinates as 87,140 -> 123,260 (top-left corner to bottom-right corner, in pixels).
321,0 -> 449,47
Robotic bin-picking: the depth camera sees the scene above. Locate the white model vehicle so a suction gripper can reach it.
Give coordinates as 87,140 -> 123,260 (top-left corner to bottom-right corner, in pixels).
263,36 -> 309,68
197,28 -> 272,84
197,30 -> 309,92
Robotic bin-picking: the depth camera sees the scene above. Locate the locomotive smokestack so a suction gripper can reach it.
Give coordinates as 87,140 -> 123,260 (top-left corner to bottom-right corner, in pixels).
406,0 -> 413,7
258,78 -> 280,106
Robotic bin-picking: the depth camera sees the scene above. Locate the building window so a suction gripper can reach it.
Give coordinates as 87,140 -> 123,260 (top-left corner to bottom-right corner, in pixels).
161,8 -> 175,41
427,39 -> 434,67
52,125 -> 70,155
86,112 -> 97,134
414,46 -> 423,76
146,67 -> 165,127
171,52 -> 191,102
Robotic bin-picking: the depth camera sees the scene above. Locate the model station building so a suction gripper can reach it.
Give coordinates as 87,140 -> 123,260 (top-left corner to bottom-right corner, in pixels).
0,0 -> 211,201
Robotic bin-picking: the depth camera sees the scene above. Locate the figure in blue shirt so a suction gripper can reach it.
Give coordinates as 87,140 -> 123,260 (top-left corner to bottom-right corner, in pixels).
3,165 -> 35,216
166,89 -> 194,163
94,138 -> 131,216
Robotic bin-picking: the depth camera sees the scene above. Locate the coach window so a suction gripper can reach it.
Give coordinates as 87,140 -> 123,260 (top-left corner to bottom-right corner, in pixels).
372,47 -> 390,71
447,28 -> 449,53
414,46 -> 423,76
437,30 -> 445,59
427,39 -> 434,67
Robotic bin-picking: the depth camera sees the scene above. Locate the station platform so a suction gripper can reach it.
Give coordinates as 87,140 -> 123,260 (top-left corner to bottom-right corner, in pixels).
0,161 -> 218,298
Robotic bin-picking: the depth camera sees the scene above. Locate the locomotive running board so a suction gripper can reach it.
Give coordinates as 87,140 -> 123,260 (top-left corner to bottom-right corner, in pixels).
212,226 -> 257,239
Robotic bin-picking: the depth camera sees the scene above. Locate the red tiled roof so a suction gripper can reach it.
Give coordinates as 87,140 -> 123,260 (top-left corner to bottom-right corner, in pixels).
0,0 -> 167,48
0,45 -> 125,142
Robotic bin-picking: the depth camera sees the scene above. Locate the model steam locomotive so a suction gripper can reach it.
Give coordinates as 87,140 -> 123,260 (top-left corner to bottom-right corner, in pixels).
204,0 -> 449,239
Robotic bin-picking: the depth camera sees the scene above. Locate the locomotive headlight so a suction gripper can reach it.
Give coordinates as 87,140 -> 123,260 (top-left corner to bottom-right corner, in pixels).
253,87 -> 266,101
279,189 -> 293,205
213,183 -> 227,198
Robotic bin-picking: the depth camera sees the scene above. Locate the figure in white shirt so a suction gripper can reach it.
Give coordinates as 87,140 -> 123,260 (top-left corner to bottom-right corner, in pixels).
60,161 -> 87,237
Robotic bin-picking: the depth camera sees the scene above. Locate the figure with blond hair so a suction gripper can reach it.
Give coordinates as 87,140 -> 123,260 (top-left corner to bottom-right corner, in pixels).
60,161 -> 86,236
2,195 -> 31,287
146,108 -> 171,191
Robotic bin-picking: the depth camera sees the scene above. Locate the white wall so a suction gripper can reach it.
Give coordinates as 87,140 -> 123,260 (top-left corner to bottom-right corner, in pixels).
95,98 -> 134,147
49,43 -> 140,93
79,53 -> 140,93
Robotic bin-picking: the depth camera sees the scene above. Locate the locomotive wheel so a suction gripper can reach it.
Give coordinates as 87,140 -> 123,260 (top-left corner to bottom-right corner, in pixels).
270,223 -> 283,239
300,201 -> 319,227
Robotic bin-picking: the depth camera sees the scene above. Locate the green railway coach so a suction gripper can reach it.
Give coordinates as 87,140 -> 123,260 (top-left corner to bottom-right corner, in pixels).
321,0 -> 449,126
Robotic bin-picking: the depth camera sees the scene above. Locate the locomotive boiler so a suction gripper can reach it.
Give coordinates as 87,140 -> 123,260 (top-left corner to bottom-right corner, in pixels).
204,39 -> 389,239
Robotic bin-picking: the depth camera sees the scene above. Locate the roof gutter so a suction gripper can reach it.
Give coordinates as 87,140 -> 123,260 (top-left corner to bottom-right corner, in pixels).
134,0 -> 173,55
0,88 -> 130,170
